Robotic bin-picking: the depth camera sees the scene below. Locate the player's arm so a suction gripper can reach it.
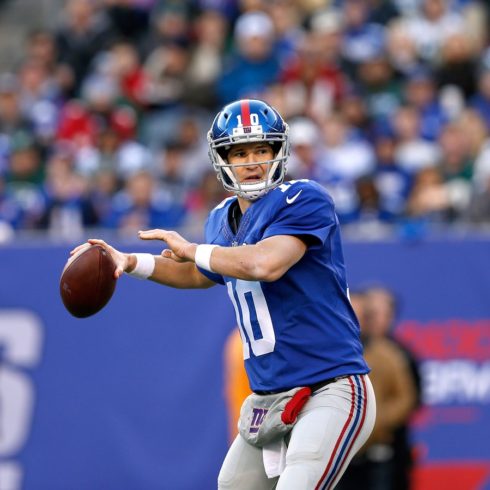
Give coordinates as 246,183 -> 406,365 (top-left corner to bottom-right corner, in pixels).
70,239 -> 215,289
201,235 -> 306,281
139,229 -> 307,282
142,255 -> 215,289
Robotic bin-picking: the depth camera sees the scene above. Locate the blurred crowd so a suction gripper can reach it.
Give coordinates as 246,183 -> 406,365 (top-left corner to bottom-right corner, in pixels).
1,0 -> 490,241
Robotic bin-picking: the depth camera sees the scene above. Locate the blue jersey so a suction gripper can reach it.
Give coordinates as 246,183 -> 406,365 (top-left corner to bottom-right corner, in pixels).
199,179 -> 369,392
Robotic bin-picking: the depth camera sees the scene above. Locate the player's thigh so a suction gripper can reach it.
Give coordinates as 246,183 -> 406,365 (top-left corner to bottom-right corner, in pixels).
218,434 -> 277,490
277,374 -> 376,490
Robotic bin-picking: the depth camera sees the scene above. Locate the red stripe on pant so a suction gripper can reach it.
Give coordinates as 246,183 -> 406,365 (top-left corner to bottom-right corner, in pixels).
314,376 -> 356,490
324,375 -> 368,490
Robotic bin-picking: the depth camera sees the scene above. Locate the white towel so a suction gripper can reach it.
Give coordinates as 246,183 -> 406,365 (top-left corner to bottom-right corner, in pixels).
262,438 -> 287,478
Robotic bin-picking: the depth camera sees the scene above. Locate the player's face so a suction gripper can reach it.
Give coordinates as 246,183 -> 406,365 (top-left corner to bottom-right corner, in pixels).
227,142 -> 275,184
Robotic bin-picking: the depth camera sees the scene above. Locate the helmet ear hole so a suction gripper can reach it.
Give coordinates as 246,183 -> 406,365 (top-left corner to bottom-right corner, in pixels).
217,147 -> 228,160
270,142 -> 281,156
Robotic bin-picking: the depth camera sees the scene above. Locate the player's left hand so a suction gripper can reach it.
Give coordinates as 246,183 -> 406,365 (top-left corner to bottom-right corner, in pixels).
138,229 -> 197,263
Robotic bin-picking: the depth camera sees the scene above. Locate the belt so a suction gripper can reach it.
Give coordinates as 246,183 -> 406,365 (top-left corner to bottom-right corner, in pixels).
254,375 -> 349,396
309,375 -> 348,393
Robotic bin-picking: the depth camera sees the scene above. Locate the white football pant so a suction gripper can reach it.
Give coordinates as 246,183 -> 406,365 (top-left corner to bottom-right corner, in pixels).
218,374 -> 376,490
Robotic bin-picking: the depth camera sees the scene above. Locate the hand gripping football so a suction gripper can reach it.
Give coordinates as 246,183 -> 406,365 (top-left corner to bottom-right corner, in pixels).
60,245 -> 117,318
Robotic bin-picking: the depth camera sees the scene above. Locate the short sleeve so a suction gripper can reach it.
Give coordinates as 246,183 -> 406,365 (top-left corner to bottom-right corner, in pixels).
196,266 -> 225,285
262,183 -> 337,247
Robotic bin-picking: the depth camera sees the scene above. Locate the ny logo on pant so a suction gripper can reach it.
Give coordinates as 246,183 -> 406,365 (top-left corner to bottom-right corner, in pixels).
249,408 -> 269,433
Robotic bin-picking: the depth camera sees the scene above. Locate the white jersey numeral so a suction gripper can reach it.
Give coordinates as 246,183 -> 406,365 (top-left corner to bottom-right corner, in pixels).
236,113 -> 260,127
278,179 -> 309,193
226,280 -> 275,360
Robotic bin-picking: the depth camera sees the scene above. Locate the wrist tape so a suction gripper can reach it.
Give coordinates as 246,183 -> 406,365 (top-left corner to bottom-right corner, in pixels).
195,244 -> 218,272
126,253 -> 155,279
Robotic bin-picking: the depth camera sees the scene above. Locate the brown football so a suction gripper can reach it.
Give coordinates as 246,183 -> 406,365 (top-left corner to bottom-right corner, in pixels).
60,245 -> 117,318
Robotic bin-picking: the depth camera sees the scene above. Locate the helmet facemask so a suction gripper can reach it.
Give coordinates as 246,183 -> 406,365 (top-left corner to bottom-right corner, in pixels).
208,128 -> 290,201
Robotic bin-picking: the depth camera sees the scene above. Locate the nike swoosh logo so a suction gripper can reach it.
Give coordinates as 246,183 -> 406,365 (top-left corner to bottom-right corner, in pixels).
286,190 -> 302,204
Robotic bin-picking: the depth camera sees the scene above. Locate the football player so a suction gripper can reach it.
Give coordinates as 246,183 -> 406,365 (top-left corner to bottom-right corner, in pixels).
73,99 -> 376,489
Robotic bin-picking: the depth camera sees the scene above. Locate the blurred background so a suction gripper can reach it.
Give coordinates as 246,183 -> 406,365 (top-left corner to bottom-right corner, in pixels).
0,0 -> 489,489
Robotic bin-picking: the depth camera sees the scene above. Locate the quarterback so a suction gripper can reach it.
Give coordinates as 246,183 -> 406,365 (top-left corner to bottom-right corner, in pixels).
73,99 -> 376,489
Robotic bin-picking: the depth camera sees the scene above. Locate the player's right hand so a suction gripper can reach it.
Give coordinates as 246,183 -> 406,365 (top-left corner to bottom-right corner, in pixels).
70,239 -> 130,279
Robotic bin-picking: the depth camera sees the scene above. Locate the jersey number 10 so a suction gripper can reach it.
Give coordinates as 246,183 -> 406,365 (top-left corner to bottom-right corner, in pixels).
226,280 -> 275,359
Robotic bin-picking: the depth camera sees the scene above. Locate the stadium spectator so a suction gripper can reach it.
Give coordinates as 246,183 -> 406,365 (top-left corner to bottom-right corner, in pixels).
287,117 -> 322,180
107,40 -> 150,110
392,105 -> 440,174
54,0 -> 116,97
143,38 -> 191,109
217,11 -> 281,103
355,50 -> 403,124
0,173 -> 23,232
457,109 -> 489,180
363,287 -> 422,490
470,60 -> 490,130
340,0 -> 386,74
339,90 -> 373,140
385,18 -> 420,77
367,0 -> 401,26
405,166 -> 452,222
155,140 -> 192,205
185,8 -> 229,108
465,174 -> 490,224
338,287 -> 419,490
320,112 -> 376,181
88,167 -> 118,226
317,112 -> 375,222
103,169 -> 186,235
103,0 -> 151,50
24,29 -> 58,72
403,68 -> 449,141
371,129 -> 412,222
0,73 -> 35,145
4,132 -> 46,229
142,2 -> 191,57
438,122 -> 473,183
170,115 -> 211,187
396,0 -> 466,64
184,168 -> 229,235
280,31 -> 347,122
16,58 -> 62,145
39,149 -> 98,239
435,33 -> 477,102
266,0 -> 305,67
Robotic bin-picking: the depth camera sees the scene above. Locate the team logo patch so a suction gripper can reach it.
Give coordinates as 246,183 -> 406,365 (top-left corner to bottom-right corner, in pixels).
232,125 -> 263,136
249,407 -> 269,433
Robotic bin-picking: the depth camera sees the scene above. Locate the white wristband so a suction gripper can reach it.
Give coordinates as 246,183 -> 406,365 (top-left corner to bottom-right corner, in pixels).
195,244 -> 218,272
126,253 -> 155,279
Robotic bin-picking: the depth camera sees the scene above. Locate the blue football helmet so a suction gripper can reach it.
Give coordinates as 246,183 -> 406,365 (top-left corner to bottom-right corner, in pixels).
208,99 -> 290,200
